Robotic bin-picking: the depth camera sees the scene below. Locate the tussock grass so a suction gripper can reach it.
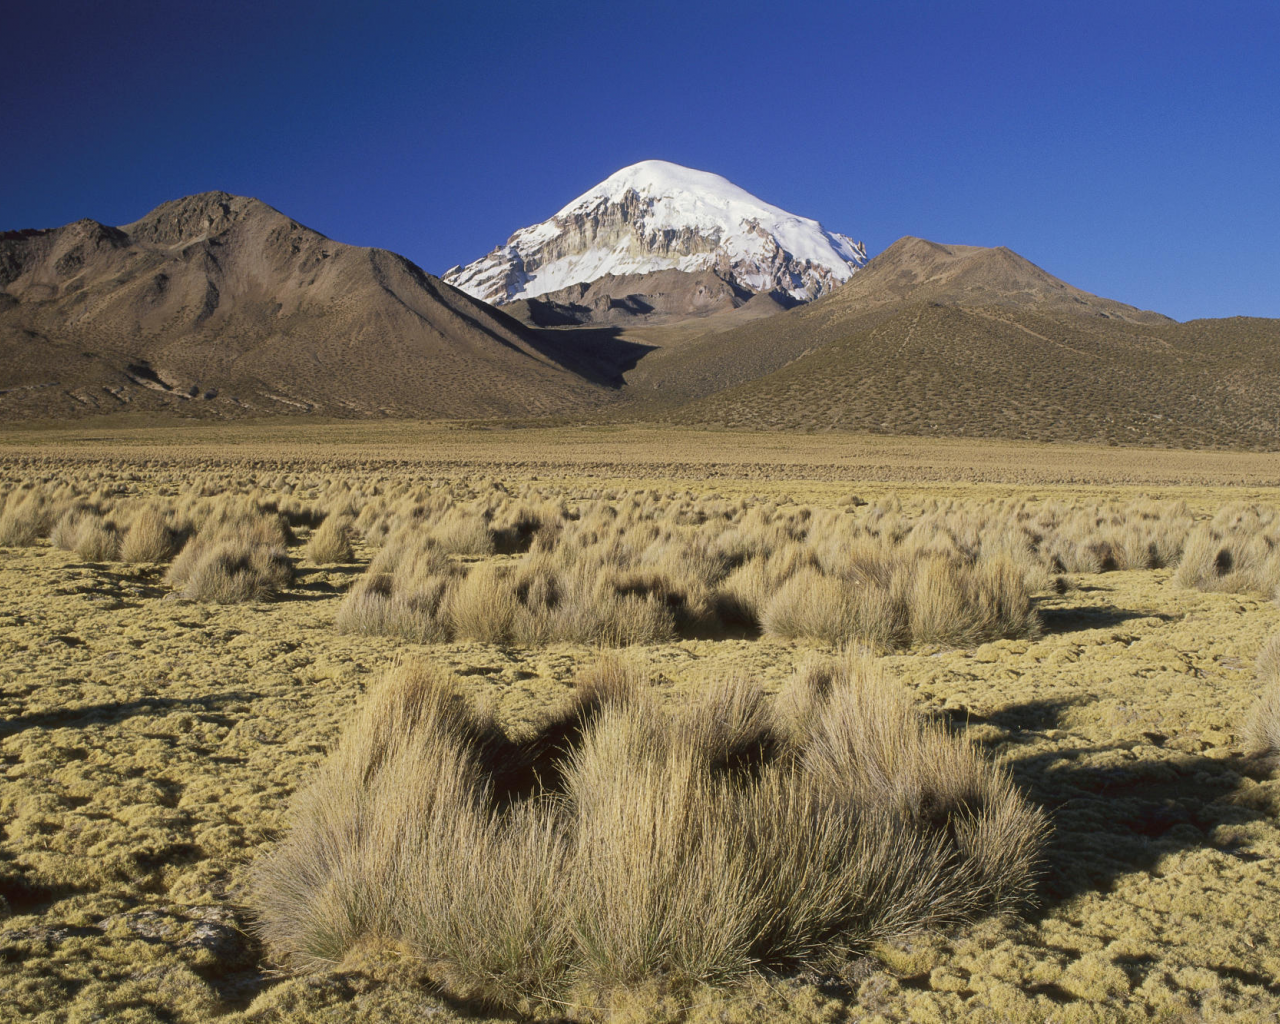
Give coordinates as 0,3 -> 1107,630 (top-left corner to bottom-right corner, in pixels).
50,504 -> 95,551
333,491 -> 1063,649
0,487 -> 52,546
430,506 -> 495,556
1247,633 -> 1280,767
760,553 -> 1036,649
1,468 -> 1207,648
334,529 -> 457,641
305,513 -> 356,564
72,514 -> 120,561
170,541 -> 294,603
165,504 -> 294,603
250,656 -> 1045,1010
120,505 -> 183,562
1174,505 -> 1280,597
49,504 -> 121,561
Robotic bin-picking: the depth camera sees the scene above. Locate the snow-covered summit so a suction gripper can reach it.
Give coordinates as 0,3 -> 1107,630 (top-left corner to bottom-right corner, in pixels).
443,160 -> 866,307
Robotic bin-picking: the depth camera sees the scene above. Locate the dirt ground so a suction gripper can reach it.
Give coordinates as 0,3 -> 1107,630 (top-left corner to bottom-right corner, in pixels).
2,426 -> 1279,1022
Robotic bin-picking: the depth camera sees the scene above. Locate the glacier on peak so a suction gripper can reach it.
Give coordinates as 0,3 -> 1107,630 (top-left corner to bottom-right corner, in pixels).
443,160 -> 866,308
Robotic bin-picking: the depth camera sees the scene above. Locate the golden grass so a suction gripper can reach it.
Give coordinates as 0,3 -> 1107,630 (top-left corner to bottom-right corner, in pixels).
119,505 -> 183,563
5,421 -> 1280,490
304,513 -> 355,564
165,506 -> 294,603
1248,633 -> 1280,765
3,434 -> 1280,1022
250,656 -> 1044,1010
1174,505 -> 1280,597
327,491 -> 1098,650
0,486 -> 52,546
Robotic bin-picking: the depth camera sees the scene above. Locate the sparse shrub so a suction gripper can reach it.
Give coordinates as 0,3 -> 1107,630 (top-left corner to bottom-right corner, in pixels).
305,513 -> 356,564
250,656 -> 1045,1009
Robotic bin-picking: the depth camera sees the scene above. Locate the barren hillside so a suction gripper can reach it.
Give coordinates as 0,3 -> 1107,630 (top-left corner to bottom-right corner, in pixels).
0,194 -> 610,421
610,238 -> 1280,448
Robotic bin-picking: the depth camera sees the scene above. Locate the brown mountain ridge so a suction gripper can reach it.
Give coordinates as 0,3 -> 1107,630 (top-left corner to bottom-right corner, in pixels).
0,193 -> 611,420
621,238 -> 1280,448
4,197 -> 1278,449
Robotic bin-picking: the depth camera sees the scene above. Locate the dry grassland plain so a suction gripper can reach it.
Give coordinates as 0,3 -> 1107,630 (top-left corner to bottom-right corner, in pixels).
1,422 -> 1279,1023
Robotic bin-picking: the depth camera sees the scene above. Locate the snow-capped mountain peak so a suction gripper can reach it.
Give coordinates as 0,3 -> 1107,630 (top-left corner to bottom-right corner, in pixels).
444,160 -> 866,307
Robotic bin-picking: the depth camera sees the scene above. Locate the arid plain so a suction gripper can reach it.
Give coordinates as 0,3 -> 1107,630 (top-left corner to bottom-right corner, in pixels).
2,423 -> 1279,1024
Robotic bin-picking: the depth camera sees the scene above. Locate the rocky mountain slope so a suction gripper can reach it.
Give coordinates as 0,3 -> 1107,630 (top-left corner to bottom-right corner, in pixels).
4,186 -> 1277,449
630,237 -> 1280,448
443,161 -> 866,321
0,193 -> 609,420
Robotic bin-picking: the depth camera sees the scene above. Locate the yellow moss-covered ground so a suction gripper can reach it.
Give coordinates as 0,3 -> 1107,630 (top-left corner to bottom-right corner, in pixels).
1,429 -> 1279,1022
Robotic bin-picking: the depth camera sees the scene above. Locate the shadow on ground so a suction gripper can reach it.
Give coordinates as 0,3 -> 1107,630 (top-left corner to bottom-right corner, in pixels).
1038,604 -> 1181,634
0,692 -> 262,738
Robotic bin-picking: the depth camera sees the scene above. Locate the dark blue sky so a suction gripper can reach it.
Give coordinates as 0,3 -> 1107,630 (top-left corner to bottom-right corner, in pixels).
7,1 -> 1278,321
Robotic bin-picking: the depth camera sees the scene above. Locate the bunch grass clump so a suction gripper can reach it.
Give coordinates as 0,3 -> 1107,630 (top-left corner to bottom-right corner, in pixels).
1174,505 -> 1280,597
250,655 -> 1045,1011
334,529 -> 458,641
120,505 -> 184,563
305,513 -> 356,564
1246,633 -> 1280,767
165,503 -> 294,603
0,487 -> 54,547
50,505 -> 121,560
758,552 -> 1036,649
334,496 -> 1050,649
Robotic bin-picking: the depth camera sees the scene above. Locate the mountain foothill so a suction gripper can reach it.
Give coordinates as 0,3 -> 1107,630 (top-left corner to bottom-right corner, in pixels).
2,163 -> 1276,449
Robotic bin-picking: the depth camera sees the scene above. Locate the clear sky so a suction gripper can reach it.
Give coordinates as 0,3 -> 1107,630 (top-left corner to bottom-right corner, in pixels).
7,0 -> 1278,322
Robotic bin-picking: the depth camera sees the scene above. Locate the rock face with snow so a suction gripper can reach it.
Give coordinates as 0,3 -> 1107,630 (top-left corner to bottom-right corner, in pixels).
444,160 -> 866,315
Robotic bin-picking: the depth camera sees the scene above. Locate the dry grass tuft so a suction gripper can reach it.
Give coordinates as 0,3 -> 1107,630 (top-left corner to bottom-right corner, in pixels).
305,513 -> 356,564
165,505 -> 294,602
1247,633 -> 1280,767
250,656 -> 1045,1009
72,514 -> 120,561
761,554 -> 1036,649
1174,505 -> 1280,596
120,506 -> 183,562
334,529 -> 456,641
170,541 -> 294,603
49,505 -> 121,561
319,491 -> 1215,650
249,661 -> 501,968
0,487 -> 52,547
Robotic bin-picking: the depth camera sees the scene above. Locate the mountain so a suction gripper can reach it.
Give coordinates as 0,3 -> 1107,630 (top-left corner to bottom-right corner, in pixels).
5,189 -> 1277,449
634,237 -> 1280,449
0,193 -> 609,421
443,161 -> 865,321
804,236 -> 1171,323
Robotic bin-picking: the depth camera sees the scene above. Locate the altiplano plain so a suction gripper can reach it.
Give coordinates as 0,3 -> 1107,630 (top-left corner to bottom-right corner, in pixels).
2,425 -> 1279,1023
11,2 -> 1280,1020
